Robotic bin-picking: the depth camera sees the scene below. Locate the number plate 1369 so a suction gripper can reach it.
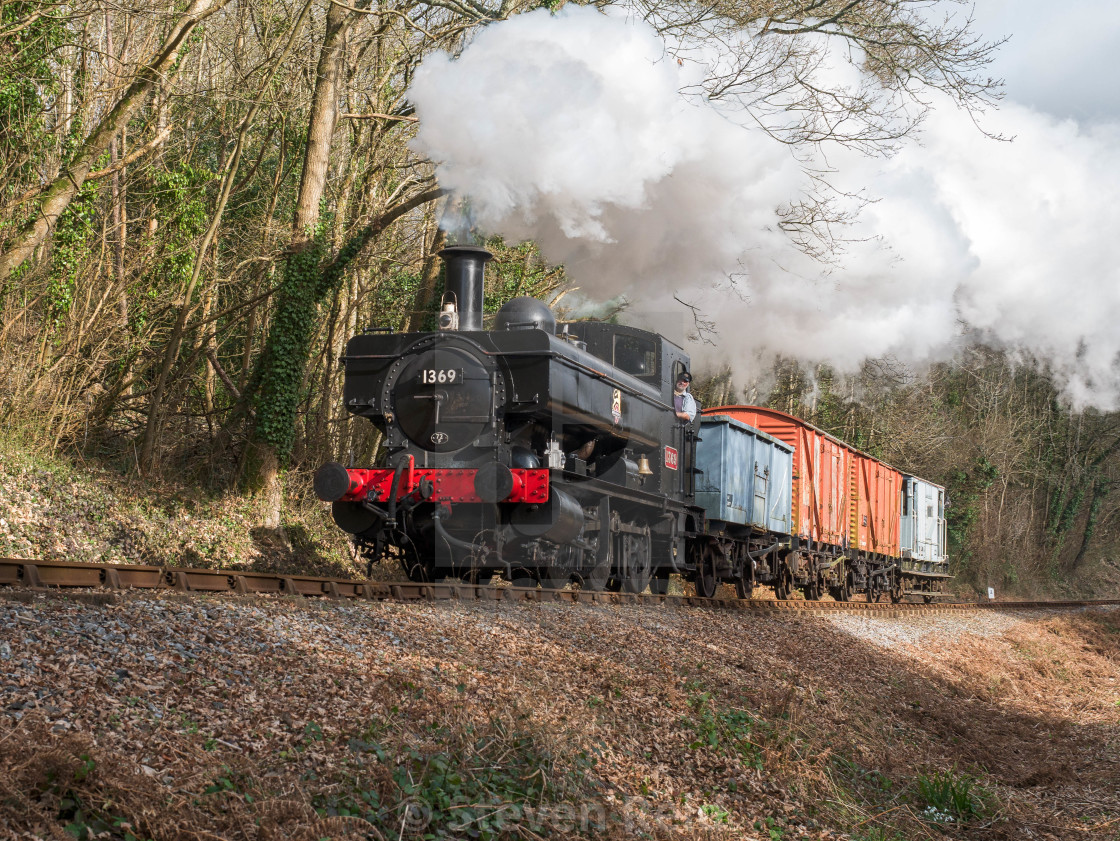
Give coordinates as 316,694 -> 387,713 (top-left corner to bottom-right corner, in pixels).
420,368 -> 463,385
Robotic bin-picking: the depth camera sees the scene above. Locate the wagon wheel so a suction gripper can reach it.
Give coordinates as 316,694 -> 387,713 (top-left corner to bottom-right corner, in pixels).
693,542 -> 719,599
649,569 -> 671,596
622,530 -> 652,594
734,545 -> 754,599
803,574 -> 822,601
867,576 -> 881,603
832,571 -> 851,603
889,571 -> 904,604
772,550 -> 796,600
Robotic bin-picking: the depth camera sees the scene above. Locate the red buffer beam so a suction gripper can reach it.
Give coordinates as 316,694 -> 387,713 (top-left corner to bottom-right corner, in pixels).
313,460 -> 549,505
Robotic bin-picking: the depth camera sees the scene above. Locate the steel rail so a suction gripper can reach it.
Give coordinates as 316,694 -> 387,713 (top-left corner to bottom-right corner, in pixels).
2,557 -> 1118,616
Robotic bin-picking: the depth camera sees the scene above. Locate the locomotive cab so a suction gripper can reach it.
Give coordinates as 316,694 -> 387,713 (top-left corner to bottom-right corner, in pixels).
554,320 -> 696,499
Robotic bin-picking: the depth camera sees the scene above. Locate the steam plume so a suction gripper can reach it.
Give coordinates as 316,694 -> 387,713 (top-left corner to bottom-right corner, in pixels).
409,6 -> 1120,409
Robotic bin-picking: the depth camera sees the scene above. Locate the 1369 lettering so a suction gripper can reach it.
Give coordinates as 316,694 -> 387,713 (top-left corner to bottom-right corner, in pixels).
420,368 -> 462,385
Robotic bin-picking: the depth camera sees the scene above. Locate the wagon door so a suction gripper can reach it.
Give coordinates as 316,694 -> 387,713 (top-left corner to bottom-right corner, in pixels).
752,455 -> 769,529
918,481 -> 945,563
768,442 -> 793,533
861,461 -> 901,557
882,468 -> 899,556
900,477 -> 915,557
830,451 -> 843,542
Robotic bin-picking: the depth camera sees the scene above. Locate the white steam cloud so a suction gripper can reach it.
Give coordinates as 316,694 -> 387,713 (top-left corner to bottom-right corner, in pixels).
409,6 -> 1120,409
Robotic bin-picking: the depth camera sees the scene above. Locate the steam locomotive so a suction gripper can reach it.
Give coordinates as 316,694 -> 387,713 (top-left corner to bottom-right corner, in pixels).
314,246 -> 950,601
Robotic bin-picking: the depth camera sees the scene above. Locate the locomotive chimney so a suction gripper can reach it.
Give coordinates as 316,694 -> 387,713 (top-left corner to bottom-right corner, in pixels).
439,245 -> 493,331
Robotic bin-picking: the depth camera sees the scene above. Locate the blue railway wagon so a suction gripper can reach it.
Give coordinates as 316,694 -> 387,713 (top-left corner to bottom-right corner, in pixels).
696,414 -> 793,533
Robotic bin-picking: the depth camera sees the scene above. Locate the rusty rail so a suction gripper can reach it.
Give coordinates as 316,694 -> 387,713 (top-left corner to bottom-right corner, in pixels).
2,557 -> 1118,616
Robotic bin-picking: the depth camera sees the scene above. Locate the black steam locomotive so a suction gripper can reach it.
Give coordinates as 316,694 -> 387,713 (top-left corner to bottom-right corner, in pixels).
314,245 -> 730,594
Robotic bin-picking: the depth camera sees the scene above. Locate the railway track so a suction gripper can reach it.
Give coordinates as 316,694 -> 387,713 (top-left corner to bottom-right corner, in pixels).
2,557 -> 1117,616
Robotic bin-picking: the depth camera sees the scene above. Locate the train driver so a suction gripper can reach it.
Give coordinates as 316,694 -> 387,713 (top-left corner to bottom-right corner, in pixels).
674,371 -> 696,422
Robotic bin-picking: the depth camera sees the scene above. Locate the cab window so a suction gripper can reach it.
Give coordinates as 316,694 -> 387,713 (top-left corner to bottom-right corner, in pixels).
614,335 -> 657,378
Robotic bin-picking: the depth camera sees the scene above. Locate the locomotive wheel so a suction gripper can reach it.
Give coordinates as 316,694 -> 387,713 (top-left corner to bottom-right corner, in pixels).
509,566 -> 537,588
774,569 -> 792,600
582,527 -> 612,592
460,568 -> 494,585
622,532 -> 652,594
694,544 -> 718,599
399,543 -> 436,583
540,569 -> 571,590
649,570 -> 671,596
735,575 -> 753,599
584,558 -> 611,592
541,546 -> 580,590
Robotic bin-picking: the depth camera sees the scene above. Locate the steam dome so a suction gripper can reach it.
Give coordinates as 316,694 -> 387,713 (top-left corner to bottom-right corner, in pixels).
495,297 -> 556,333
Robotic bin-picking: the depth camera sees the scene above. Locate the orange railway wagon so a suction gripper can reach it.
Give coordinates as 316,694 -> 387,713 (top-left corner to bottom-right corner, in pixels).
853,451 -> 901,558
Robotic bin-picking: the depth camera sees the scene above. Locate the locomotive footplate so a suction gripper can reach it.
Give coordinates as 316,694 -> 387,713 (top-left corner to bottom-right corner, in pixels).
552,471 -> 696,516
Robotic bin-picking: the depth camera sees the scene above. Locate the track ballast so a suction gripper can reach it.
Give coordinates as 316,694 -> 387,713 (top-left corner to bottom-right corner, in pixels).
3,557 -> 1116,617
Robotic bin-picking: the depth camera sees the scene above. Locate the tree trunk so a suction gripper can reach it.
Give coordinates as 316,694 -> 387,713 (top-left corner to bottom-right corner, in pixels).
404,220 -> 446,332
246,0 -> 355,529
257,445 -> 285,532
1071,479 -> 1110,571
293,0 -> 351,245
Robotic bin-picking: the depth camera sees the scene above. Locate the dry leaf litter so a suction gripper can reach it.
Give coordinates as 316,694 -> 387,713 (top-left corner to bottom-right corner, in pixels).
1,592 -> 1118,840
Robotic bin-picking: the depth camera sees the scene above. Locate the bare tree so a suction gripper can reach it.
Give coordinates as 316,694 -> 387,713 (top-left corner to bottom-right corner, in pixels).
637,0 -> 1005,151
0,0 -> 234,284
